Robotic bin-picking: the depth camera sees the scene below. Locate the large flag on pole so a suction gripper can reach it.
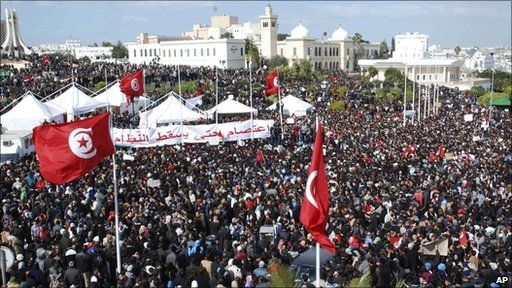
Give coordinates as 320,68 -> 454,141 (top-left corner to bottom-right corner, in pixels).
265,70 -> 279,96
119,70 -> 144,104
300,121 -> 336,253
32,112 -> 115,184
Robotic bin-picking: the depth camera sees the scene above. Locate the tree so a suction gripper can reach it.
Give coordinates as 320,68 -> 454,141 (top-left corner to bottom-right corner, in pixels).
244,38 -> 260,68
454,46 -> 461,56
111,41 -> 128,59
379,40 -> 389,58
368,66 -> 378,79
102,41 -> 113,47
220,32 -> 234,39
268,55 -> 288,68
384,67 -> 404,87
391,37 -> 395,54
352,33 -> 368,71
277,33 -> 290,41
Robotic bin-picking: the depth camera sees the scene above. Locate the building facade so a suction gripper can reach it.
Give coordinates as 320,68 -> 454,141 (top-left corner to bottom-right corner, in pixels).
359,32 -> 466,86
211,15 -> 238,29
74,46 -> 113,60
127,4 -> 380,72
259,4 -> 278,59
127,39 -> 246,68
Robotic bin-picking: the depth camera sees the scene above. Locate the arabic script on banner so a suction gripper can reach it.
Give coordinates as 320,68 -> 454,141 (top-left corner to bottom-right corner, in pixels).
113,120 -> 275,147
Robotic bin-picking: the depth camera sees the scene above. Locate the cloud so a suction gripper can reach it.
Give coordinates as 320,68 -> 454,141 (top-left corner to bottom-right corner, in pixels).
121,15 -> 148,23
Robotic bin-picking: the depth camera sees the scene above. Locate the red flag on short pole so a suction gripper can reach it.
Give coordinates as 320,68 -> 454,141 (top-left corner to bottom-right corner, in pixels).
41,55 -> 51,65
119,70 -> 144,104
300,121 -> 336,254
402,144 -> 416,158
436,145 -> 446,158
255,150 -> 265,164
32,112 -> 115,184
265,70 -> 279,96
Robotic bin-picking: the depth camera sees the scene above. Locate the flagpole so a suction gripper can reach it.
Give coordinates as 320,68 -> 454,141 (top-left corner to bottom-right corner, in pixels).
178,65 -> 183,143
249,58 -> 254,140
412,66 -> 415,124
71,67 -> 75,121
314,115 -> 320,288
143,69 -> 147,127
277,69 -> 283,140
427,85 -> 430,118
403,65 -> 407,126
105,68 -> 109,111
215,64 -> 219,125
423,84 -> 427,119
417,84 -> 421,123
109,112 -> 122,275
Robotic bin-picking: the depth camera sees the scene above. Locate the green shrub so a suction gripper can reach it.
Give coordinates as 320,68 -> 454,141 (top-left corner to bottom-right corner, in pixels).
94,81 -> 106,91
328,100 -> 346,110
477,92 -> 509,105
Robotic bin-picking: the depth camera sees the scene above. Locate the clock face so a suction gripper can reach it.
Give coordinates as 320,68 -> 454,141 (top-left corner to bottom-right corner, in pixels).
0,246 -> 15,269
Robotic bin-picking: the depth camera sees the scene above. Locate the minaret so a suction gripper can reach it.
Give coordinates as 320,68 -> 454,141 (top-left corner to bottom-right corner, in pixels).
1,9 -> 32,58
259,3 -> 277,59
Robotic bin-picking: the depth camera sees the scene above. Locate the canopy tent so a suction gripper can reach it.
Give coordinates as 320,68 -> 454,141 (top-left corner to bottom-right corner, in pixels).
491,96 -> 511,106
139,93 -> 205,128
207,98 -> 257,117
267,95 -> 313,117
46,83 -> 106,117
1,92 -> 65,131
93,81 -> 151,113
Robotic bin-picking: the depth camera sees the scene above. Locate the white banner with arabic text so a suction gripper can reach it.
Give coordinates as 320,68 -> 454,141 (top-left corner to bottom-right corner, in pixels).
113,120 -> 275,147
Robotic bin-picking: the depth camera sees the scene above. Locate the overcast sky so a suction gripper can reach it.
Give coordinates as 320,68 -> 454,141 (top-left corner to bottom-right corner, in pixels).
2,1 -> 511,48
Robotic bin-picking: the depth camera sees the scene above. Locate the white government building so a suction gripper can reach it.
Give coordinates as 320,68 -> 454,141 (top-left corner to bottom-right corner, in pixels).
126,4 -> 380,71
358,32 -> 479,87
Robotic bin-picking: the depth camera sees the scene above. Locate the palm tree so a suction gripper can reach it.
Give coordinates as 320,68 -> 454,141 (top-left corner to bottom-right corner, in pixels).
245,37 -> 260,68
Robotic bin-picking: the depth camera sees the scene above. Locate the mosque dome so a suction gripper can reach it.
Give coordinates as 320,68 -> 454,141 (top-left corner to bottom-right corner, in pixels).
331,25 -> 349,40
290,22 -> 309,38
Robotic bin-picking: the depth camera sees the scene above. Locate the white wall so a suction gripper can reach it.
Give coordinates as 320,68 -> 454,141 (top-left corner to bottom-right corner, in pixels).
127,39 -> 246,68
393,33 -> 429,60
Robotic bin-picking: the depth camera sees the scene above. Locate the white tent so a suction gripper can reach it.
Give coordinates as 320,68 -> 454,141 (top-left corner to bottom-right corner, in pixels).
207,98 -> 257,117
93,81 -> 151,113
139,93 -> 205,128
267,94 -> 313,117
1,92 -> 65,131
46,84 -> 107,117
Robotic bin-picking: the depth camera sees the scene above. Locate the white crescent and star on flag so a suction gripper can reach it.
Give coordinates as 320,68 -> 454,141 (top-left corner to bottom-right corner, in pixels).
131,78 -> 140,92
273,76 -> 280,88
306,170 -> 319,209
68,128 -> 97,159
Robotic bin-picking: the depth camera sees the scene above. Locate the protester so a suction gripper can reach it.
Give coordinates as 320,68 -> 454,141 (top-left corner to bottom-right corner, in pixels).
1,58 -> 511,288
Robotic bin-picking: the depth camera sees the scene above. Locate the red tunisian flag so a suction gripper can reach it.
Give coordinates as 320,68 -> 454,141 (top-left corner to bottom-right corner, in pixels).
119,70 -> 144,104
265,70 -> 279,96
32,112 -> 115,185
459,227 -> 468,246
300,122 -> 336,254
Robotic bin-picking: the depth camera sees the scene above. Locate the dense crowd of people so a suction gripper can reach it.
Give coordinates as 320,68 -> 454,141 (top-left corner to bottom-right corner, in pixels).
1,57 -> 511,288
